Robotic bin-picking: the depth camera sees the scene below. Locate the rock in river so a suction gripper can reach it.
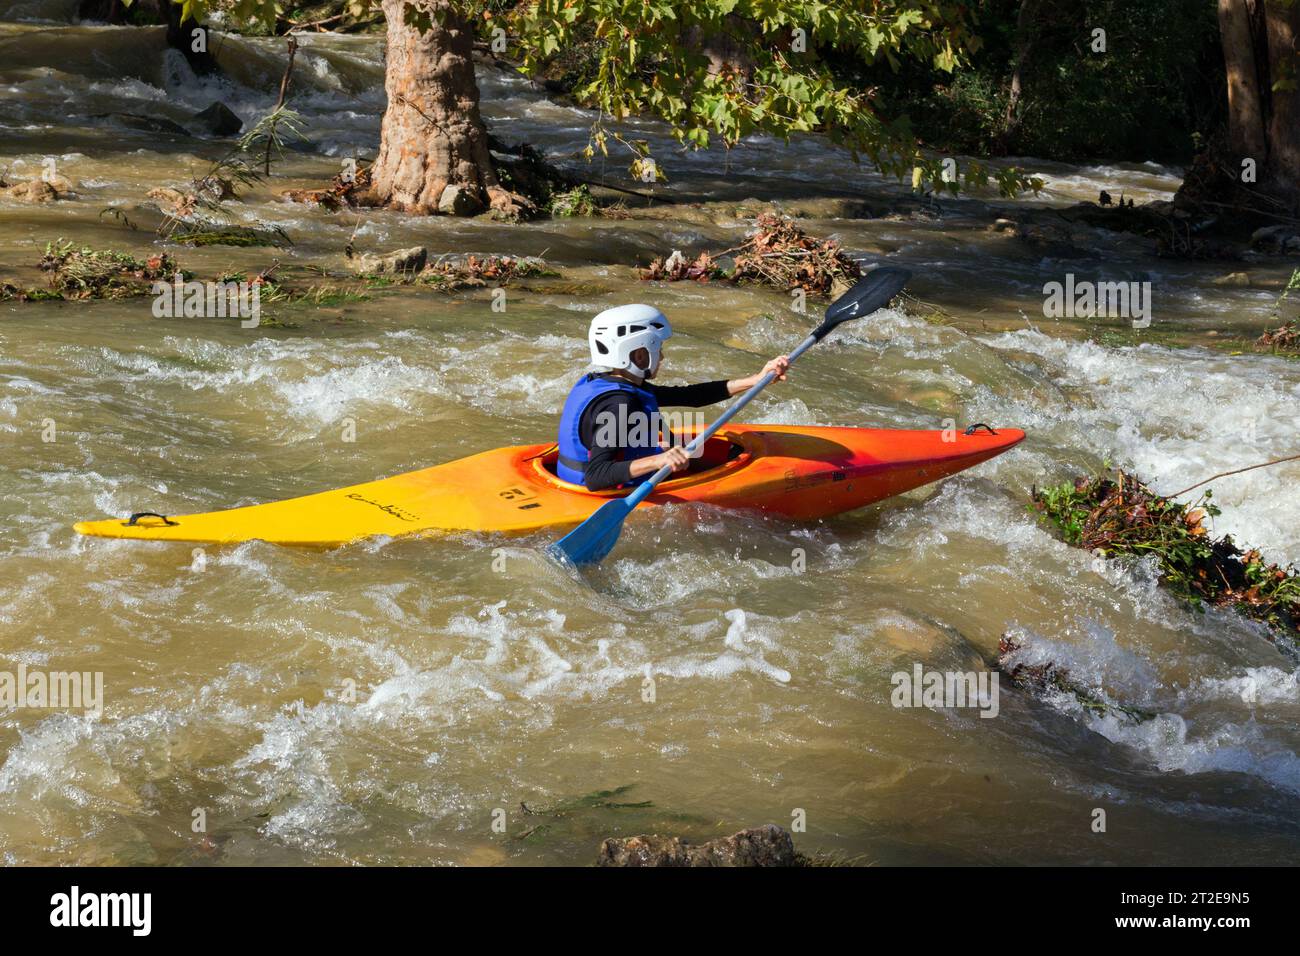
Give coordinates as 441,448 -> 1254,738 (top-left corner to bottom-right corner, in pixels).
597,824 -> 799,867
352,246 -> 429,275
191,102 -> 244,137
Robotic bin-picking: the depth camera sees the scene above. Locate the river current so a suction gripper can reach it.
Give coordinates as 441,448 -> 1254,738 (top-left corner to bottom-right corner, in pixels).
1,9 -> 1298,864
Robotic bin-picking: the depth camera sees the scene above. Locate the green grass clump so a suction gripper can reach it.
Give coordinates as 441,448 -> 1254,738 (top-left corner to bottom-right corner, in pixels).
546,185 -> 598,218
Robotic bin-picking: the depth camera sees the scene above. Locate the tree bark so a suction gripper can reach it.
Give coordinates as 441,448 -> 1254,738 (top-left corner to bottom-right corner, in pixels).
367,0 -> 529,217
165,2 -> 220,76
1218,0 -> 1268,160
1262,1 -> 1300,208
1210,0 -> 1300,214
686,16 -> 759,80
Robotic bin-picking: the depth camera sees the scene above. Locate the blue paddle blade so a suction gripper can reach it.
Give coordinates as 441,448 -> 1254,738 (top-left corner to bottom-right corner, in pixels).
548,497 -> 636,565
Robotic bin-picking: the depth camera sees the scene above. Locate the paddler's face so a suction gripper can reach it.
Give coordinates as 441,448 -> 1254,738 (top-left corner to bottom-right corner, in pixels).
631,346 -> 660,379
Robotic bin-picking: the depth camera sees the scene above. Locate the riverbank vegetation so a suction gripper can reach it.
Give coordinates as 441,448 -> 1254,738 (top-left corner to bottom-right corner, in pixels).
1255,269 -> 1300,356
877,0 -> 1223,165
59,0 -> 1291,269
138,0 -> 1050,222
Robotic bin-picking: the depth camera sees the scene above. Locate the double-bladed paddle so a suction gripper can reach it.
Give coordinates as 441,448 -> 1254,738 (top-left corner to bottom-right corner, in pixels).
548,266 -> 913,566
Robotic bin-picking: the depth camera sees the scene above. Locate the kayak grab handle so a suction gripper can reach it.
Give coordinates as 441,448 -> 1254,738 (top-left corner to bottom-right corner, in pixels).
125,512 -> 179,527
964,424 -> 998,436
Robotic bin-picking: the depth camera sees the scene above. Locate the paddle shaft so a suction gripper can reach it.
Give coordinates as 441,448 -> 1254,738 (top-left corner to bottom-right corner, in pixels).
622,331 -> 820,508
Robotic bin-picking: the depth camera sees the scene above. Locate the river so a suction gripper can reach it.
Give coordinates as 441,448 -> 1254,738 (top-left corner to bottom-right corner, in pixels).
1,11 -> 1298,865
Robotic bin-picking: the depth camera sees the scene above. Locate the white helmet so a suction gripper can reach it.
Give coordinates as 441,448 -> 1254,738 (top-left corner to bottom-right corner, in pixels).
588,304 -> 672,378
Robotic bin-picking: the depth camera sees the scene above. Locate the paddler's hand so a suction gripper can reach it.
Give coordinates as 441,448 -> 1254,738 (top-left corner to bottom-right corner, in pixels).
626,447 -> 691,478
728,355 -> 790,395
762,355 -> 790,381
628,446 -> 691,479
656,446 -> 690,473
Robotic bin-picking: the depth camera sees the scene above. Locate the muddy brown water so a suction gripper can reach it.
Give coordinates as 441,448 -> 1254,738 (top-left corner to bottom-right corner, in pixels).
2,13 -> 1299,865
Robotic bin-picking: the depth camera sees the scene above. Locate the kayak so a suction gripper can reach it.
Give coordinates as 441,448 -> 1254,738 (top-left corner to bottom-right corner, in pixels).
73,423 -> 1024,547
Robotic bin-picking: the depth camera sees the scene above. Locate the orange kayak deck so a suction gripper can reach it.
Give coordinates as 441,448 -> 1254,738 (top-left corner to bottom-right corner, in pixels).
73,424 -> 1025,547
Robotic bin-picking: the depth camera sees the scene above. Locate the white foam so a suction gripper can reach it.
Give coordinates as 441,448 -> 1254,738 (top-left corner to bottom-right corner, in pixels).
1189,667 -> 1300,706
983,329 -> 1300,563
1091,710 -> 1300,796
1004,624 -> 1300,795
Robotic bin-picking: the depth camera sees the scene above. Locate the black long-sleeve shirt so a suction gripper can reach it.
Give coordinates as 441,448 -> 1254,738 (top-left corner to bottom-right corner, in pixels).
579,376 -> 731,490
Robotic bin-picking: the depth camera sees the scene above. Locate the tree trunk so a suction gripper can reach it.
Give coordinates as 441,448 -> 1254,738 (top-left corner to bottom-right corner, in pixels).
165,2 -> 220,76
1210,0 -> 1300,214
686,16 -> 759,80
997,0 -> 1040,154
367,0 -> 529,217
1218,0 -> 1268,160
1261,2 -> 1300,208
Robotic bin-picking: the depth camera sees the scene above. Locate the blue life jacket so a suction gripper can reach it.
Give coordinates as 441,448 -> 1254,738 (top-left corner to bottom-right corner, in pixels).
556,373 -> 662,485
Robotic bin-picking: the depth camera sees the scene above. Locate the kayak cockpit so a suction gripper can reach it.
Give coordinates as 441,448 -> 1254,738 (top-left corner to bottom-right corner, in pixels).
531,432 -> 753,496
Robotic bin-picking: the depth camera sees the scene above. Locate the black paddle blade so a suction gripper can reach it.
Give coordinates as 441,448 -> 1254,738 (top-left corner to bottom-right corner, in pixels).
814,266 -> 912,340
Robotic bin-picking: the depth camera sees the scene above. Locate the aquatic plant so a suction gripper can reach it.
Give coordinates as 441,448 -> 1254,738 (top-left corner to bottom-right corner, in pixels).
241,106 -> 309,176
168,224 -> 292,248
37,239 -> 180,298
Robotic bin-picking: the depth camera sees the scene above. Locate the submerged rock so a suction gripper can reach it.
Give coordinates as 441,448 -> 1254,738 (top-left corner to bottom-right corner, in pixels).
0,179 -> 61,203
1250,225 -> 1300,255
91,112 -> 191,136
1212,271 -> 1251,286
597,824 -> 799,867
1014,221 -> 1091,259
191,102 -> 243,137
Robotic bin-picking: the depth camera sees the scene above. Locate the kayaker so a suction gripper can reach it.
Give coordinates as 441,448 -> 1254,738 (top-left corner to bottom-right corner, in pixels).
557,304 -> 789,490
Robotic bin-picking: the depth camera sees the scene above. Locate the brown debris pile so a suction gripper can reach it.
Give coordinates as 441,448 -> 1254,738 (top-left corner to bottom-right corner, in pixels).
640,249 -> 724,282
1255,320 -> 1298,354
642,213 -> 862,294
281,164 -> 373,210
420,254 -> 557,290
729,214 -> 862,293
1033,470 -> 1300,643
